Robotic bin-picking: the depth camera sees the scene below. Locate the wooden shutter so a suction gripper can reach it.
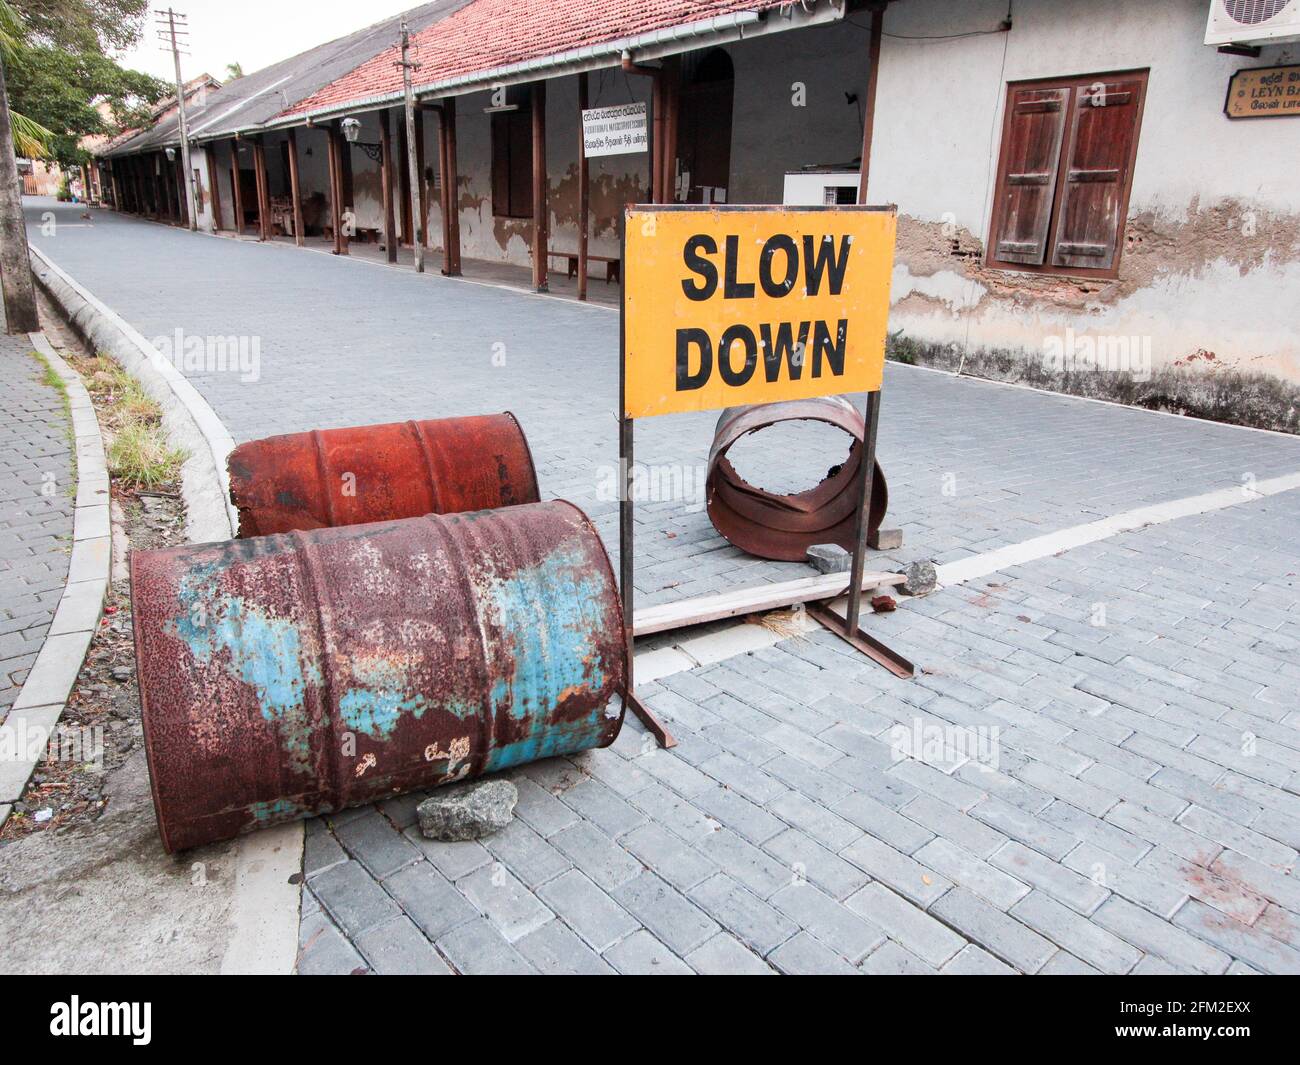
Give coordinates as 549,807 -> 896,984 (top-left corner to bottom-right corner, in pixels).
1050,78 -> 1143,270
991,86 -> 1069,265
507,108 -> 533,219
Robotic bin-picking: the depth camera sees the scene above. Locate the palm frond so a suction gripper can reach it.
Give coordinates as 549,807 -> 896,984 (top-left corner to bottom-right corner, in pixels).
10,109 -> 53,158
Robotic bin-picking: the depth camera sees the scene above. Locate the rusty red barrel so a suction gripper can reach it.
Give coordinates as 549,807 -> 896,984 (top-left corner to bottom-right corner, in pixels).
228,413 -> 540,536
706,397 -> 888,562
131,500 -> 624,852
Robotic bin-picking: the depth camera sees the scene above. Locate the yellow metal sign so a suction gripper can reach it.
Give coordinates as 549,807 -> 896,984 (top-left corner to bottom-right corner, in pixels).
622,205 -> 896,419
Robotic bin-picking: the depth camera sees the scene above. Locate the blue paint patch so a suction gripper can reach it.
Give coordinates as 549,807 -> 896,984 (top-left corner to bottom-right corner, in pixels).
481,544 -> 612,755
168,561 -> 322,774
338,687 -> 427,740
247,796 -> 305,824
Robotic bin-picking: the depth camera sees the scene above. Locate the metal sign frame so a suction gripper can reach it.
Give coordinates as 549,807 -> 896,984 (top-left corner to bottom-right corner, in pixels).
617,203 -> 910,747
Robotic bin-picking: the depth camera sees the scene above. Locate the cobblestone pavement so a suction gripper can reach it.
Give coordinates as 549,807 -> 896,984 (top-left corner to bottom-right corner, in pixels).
27,201 -> 1300,974
0,325 -> 73,712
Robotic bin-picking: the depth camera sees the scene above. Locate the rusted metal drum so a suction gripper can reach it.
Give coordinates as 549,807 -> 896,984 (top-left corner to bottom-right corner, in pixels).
706,397 -> 888,562
228,413 -> 540,536
131,501 -> 624,852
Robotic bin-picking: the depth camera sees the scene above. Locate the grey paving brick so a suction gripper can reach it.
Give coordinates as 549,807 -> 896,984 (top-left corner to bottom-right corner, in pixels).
839,833 -> 952,907
695,826 -> 794,898
685,932 -> 775,975
860,940 -> 938,974
1010,891 -> 1141,974
402,826 -> 492,880
692,784 -> 785,844
989,841 -> 1110,915
1135,846 -> 1266,924
613,871 -> 719,955
769,931 -> 858,975
1173,898 -> 1300,974
511,775 -> 581,837
1093,896 -> 1231,974
516,918 -> 617,974
383,861 -> 479,942
940,943 -> 1016,974
620,822 -> 717,891
969,797 -> 1077,860
604,929 -> 695,974
899,793 -> 1007,858
1039,800 -> 1152,865
1060,843 -> 1187,920
333,809 -> 423,880
930,887 -> 1056,974
549,819 -> 642,890
687,872 -> 798,956
297,910 -> 368,976
303,821 -> 348,878
769,791 -> 862,851
913,837 -> 1030,910
482,818 -> 571,888
846,883 -> 966,966
763,828 -> 870,900
1176,804 -> 1298,872
559,777 -> 648,838
628,781 -> 720,843
310,860 -> 402,938
354,916 -> 452,975
436,917 -> 539,975
537,869 -> 639,952
769,882 -> 885,964
1038,950 -> 1101,975
456,862 -> 554,942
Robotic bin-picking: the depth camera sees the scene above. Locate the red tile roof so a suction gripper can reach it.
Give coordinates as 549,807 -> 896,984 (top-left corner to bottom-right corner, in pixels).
283,0 -> 785,118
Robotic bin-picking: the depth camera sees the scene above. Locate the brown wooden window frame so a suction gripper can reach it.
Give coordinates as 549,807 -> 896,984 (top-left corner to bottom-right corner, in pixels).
986,68 -> 1149,279
491,87 -> 533,220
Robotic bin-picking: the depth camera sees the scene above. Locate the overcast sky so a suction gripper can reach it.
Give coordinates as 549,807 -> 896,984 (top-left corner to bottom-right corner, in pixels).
118,1 -> 419,85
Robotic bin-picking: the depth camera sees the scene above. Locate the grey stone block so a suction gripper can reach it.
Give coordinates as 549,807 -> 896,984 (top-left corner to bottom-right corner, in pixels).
418,778 -> 518,841
550,820 -> 643,890
846,882 -> 966,967
333,808 -> 423,880
769,931 -> 858,975
355,916 -> 452,975
613,872 -> 719,955
297,911 -> 368,975
688,872 -> 799,956
860,940 -> 937,974
604,930 -> 695,975
806,543 -> 850,574
537,869 -> 639,952
383,861 -> 479,942
769,882 -> 884,964
456,862 -> 553,943
685,933 -> 775,975
516,918 -> 617,974
929,887 -> 1056,973
436,917 -> 539,975
309,860 -> 401,939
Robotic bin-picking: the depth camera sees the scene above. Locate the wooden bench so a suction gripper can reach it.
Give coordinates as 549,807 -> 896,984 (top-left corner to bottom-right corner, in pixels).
547,249 -> 620,284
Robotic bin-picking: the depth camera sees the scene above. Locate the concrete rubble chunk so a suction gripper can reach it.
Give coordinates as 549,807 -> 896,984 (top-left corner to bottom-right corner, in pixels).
806,543 -> 851,574
902,560 -> 937,595
418,779 -> 519,841
868,528 -> 904,551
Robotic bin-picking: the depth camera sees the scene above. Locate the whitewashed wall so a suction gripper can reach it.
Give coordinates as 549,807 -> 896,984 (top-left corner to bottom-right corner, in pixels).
867,0 -> 1300,382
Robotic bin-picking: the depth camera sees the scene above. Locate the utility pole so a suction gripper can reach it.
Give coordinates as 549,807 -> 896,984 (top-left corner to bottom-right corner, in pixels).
397,21 -> 423,273
0,50 -> 39,333
157,7 -> 197,230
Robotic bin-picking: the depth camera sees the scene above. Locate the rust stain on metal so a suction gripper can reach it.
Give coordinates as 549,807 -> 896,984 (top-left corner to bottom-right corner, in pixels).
131,500 -> 625,852
228,413 -> 540,536
705,397 -> 888,562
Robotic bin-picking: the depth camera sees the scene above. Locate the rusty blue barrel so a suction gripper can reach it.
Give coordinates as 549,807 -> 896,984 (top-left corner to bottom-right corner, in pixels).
131,501 -> 625,852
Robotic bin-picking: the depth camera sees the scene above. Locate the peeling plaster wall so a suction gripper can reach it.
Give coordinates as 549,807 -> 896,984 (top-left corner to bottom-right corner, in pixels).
868,0 -> 1300,384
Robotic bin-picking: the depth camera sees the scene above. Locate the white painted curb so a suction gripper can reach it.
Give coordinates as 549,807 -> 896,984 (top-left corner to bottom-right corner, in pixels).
28,242 -> 239,543
27,249 -> 303,976
0,335 -> 110,827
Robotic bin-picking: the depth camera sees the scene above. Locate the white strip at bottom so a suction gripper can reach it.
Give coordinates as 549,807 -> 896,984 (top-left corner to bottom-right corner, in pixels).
937,471 -> 1300,589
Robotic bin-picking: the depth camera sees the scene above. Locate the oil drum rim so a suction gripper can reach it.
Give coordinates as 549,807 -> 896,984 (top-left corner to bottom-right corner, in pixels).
501,409 -> 543,506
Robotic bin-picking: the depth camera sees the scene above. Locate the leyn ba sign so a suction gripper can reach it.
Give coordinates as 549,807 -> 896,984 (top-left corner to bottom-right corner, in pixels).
623,205 -> 896,418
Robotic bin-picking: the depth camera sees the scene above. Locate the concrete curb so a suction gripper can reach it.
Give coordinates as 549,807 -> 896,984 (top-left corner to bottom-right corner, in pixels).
28,242 -> 239,543
24,249 -> 303,976
0,334 -> 110,829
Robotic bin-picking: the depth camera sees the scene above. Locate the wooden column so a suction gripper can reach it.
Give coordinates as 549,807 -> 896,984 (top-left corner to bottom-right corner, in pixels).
153,155 -> 165,220
445,96 -> 461,275
856,2 -> 885,203
253,138 -> 270,241
435,104 -> 450,267
577,72 -> 589,302
208,148 -> 222,231
651,74 -> 664,203
327,124 -> 348,255
110,165 -> 122,212
379,111 -> 397,263
286,129 -> 304,246
531,80 -> 548,292
230,141 -> 244,234
663,57 -> 680,204
415,110 -> 428,247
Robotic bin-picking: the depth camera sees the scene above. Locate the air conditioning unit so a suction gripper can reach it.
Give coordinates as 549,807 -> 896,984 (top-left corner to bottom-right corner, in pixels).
1205,0 -> 1300,45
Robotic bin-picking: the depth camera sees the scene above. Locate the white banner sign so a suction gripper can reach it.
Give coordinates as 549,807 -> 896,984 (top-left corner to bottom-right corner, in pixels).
582,102 -> 649,158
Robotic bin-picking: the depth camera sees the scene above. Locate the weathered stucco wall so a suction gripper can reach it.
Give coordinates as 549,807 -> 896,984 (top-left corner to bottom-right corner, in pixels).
868,0 -> 1300,386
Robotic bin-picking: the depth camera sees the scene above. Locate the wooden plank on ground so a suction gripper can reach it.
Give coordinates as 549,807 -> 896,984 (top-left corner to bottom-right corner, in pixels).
632,570 -> 906,637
